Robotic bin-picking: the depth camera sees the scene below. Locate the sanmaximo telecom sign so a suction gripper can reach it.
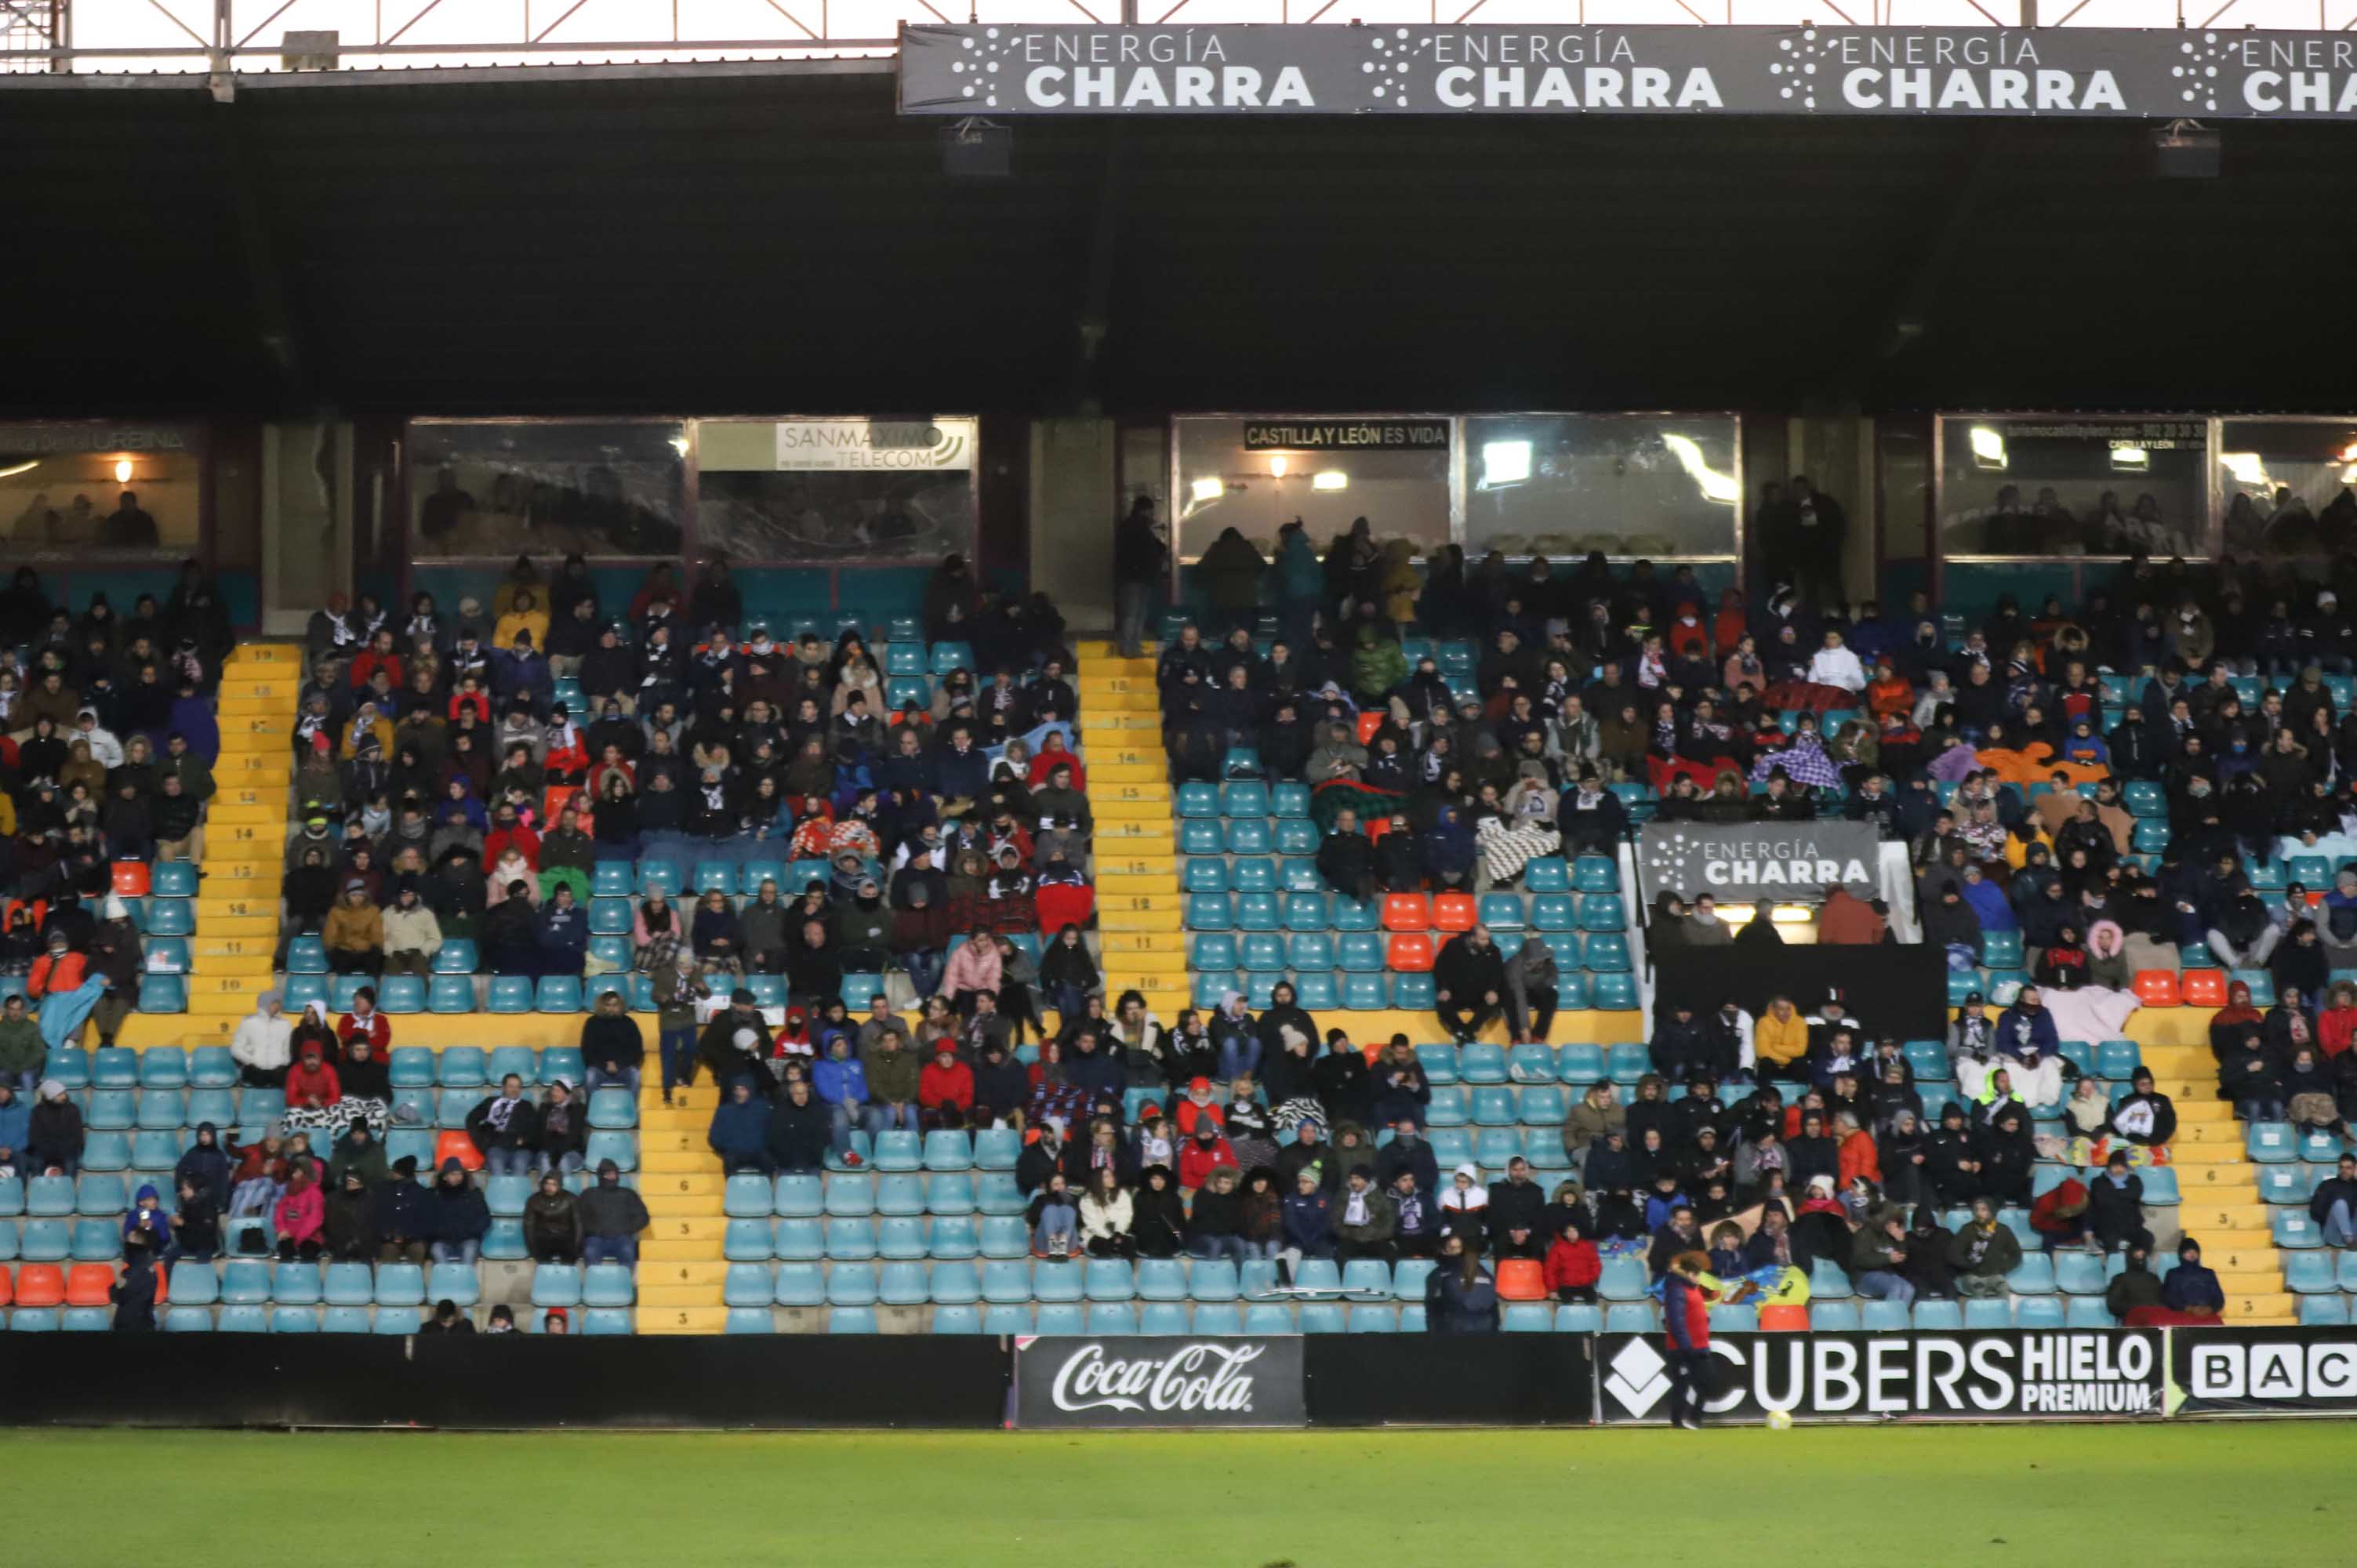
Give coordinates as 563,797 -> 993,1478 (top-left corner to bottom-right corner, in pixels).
901,24 -> 2357,118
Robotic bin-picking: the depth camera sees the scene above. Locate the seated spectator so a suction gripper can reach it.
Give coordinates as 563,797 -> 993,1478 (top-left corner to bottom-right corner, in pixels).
1028,1172 -> 1080,1259
1947,1197 -> 2021,1297
427,1157 -> 489,1265
466,1074 -> 540,1178
708,1076 -> 773,1175
322,881 -> 384,975
2161,1236 -> 2226,1320
523,1171 -> 582,1263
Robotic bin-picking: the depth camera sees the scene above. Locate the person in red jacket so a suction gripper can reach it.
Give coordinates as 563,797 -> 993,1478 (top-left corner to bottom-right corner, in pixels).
2030,1175 -> 2094,1254
484,804 -> 541,871
917,1042 -> 975,1130
1662,1250 -> 1714,1429
27,931 -> 88,1002
285,1044 -> 343,1112
1173,1076 -> 1225,1139
336,993 -> 392,1057
2320,981 -> 2357,1060
1177,1120 -> 1239,1193
1544,1213 -> 1602,1303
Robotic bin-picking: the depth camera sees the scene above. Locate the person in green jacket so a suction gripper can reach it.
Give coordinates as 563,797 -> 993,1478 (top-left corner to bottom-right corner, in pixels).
1350,622 -> 1408,705
0,994 -> 44,1094
1948,1196 -> 2022,1297
859,1029 -> 923,1134
163,731 -> 216,802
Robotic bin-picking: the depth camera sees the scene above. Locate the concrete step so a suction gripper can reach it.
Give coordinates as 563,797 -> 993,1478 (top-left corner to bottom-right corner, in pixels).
1084,743 -> 1164,768
635,1307 -> 730,1333
1102,930 -> 1186,954
206,804 -> 291,826
636,1284 -> 721,1308
1099,892 -> 1181,914
1095,821 -> 1175,845
1099,909 -> 1183,933
194,953 -> 274,978
1079,712 -> 1162,732
2231,1292 -> 2296,1319
637,1260 -> 729,1290
214,696 -> 284,716
1092,797 -> 1171,821
1089,761 -> 1168,784
190,973 -> 267,997
200,864 -> 283,890
197,896 -> 278,921
194,936 -> 275,960
2161,1143 -> 2246,1165
214,786 -> 290,811
639,1239 -> 725,1264
1100,948 -> 1186,973
122,1016 -> 234,1047
216,756 -> 293,782
2194,1244 -> 2281,1274
2175,1203 -> 2271,1232
641,1152 -> 714,1174
196,915 -> 278,939
645,1214 -> 725,1243
1096,873 -> 1180,898
227,642 -> 303,664
639,1130 -> 699,1155
1078,675 -> 1153,697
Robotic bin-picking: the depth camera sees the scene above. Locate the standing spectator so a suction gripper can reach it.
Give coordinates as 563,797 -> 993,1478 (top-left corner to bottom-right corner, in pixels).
1659,1250 -> 1714,1428
111,1237 -> 160,1332
1424,1232 -> 1500,1334
1113,497 -> 1167,660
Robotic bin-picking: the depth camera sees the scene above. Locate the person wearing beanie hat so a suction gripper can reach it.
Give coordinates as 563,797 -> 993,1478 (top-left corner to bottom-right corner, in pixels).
371,1155 -> 430,1265
25,1077 -> 82,1177
1334,1162 -> 1398,1264
426,1156 -> 491,1265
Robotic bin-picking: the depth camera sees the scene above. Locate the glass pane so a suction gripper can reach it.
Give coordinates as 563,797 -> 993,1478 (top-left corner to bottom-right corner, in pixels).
1464,414 -> 1738,559
2216,418 -> 2357,561
695,418 -> 976,562
0,422 -> 202,560
1173,416 -> 1450,562
1935,415 -> 2211,558
407,420 -> 685,560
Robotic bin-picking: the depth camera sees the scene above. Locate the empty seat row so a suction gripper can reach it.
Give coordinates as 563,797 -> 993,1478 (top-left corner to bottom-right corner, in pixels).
1182,891 -> 1625,936
1182,968 -> 1638,1011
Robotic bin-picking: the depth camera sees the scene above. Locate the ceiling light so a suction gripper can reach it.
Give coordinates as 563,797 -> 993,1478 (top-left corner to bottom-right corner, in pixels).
1269,456 -> 1288,478
2109,446 -> 2148,470
113,459 -> 134,485
1969,426 -> 2007,470
1312,471 -> 1347,491
1189,477 -> 1224,504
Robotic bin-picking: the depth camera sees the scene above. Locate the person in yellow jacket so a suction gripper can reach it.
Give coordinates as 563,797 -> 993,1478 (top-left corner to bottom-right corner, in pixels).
494,590 -> 550,652
1754,996 -> 1810,1073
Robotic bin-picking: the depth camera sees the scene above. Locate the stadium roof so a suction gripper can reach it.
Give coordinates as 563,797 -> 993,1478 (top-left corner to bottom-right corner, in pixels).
7,62 -> 2355,418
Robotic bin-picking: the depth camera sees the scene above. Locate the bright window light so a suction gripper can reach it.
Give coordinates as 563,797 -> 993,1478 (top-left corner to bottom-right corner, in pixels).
1481,439 -> 1532,487
1189,477 -> 1224,504
1311,471 -> 1347,492
1969,426 -> 2007,469
2109,446 -> 2148,470
2221,452 -> 2268,488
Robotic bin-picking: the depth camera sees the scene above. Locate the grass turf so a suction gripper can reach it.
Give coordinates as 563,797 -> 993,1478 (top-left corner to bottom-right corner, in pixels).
4,1423 -> 2342,1565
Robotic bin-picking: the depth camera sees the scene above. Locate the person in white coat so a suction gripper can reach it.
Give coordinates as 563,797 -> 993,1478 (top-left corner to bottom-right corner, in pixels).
231,990 -> 292,1088
1807,630 -> 1867,695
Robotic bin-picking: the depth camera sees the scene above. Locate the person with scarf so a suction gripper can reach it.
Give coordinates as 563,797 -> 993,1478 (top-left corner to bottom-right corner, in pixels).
465,1073 -> 540,1178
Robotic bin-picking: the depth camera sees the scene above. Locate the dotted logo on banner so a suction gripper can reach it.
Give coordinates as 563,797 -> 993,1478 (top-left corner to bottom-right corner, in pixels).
1363,27 -> 1432,108
2172,31 -> 2224,112
1642,829 -> 1692,886
950,27 -> 1013,109
1767,28 -> 1823,111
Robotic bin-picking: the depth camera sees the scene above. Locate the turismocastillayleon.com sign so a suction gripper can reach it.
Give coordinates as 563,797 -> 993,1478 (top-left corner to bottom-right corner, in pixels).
901,24 -> 2357,118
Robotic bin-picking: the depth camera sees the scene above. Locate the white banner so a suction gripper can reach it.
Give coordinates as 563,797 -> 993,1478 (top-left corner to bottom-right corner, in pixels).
772,419 -> 976,472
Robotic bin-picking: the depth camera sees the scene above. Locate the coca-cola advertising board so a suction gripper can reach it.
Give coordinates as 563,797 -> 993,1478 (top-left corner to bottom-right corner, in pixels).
1011,1338 -> 1308,1428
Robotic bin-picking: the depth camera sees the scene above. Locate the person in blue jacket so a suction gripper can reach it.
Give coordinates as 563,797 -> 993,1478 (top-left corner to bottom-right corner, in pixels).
706,1077 -> 774,1177
1424,1231 -> 1500,1334
0,1082 -> 29,1174
535,885 -> 589,976
2161,1236 -> 2227,1319
1957,862 -> 2017,936
813,1034 -> 872,1160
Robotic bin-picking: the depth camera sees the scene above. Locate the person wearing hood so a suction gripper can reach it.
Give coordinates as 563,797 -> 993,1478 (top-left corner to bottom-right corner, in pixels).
230,992 -> 292,1089
522,1170 -> 583,1263
2161,1237 -> 2226,1319
2105,1242 -> 2165,1323
285,1041 -> 342,1118
272,1163 -> 325,1261
577,1156 -> 651,1269
328,1120 -> 387,1191
707,1076 -> 774,1176
321,1167 -> 376,1261
1991,987 -> 2064,1106
426,1156 -> 490,1265
111,1236 -> 160,1333
917,1040 -> 975,1130
166,1120 -> 230,1214
0,993 -> 45,1094
1502,935 -> 1560,1045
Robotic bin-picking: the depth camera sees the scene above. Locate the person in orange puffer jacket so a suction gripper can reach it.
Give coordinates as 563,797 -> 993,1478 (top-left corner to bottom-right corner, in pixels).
27,933 -> 87,1001
1836,1110 -> 1882,1189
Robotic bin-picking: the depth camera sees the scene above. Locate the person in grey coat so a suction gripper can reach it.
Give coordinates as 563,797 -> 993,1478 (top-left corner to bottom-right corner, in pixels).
1503,935 -> 1560,1044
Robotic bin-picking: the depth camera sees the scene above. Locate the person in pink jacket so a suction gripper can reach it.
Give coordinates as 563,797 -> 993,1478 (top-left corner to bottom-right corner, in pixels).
939,937 -> 1002,1019
273,1163 -> 326,1262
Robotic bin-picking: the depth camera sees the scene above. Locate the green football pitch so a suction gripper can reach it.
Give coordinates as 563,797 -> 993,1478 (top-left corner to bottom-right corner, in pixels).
6,1423 -> 2342,1565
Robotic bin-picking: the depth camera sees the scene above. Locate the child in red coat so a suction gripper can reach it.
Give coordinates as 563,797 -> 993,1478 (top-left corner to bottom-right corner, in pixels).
1543,1215 -> 1602,1303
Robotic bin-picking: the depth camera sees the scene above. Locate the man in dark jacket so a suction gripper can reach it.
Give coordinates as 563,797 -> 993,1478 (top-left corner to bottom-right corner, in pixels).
697,990 -> 773,1094
2161,1237 -> 2226,1318
1374,1117 -> 1440,1197
1647,1201 -> 1700,1280
708,1078 -> 773,1175
371,1156 -> 430,1264
579,1156 -> 651,1267
765,1079 -> 832,1175
1486,1157 -> 1549,1260
2312,1152 -> 2357,1247
1433,925 -> 1508,1044
1647,1001 -> 1708,1081
2105,1243 -> 2165,1321
1661,1250 -> 1713,1428
465,1074 -> 541,1178
1317,810 -> 1376,902
2086,1152 -> 2156,1255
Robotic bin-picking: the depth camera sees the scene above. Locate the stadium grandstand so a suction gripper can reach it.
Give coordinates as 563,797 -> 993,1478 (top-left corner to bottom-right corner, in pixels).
9,2 -> 2357,1513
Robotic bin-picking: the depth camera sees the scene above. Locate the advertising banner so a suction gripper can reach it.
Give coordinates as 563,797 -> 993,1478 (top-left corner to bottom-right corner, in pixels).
772,419 -> 977,473
2172,1327 -> 2357,1416
1637,819 -> 1879,902
1011,1337 -> 1307,1428
902,24 -> 2357,121
1596,1330 -> 2164,1424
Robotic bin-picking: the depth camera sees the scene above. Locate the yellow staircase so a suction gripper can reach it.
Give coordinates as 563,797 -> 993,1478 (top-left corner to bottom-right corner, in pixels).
126,642 -> 296,1051
2139,1040 -> 2296,1323
1077,640 -> 1186,1021
632,1077 -> 727,1333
